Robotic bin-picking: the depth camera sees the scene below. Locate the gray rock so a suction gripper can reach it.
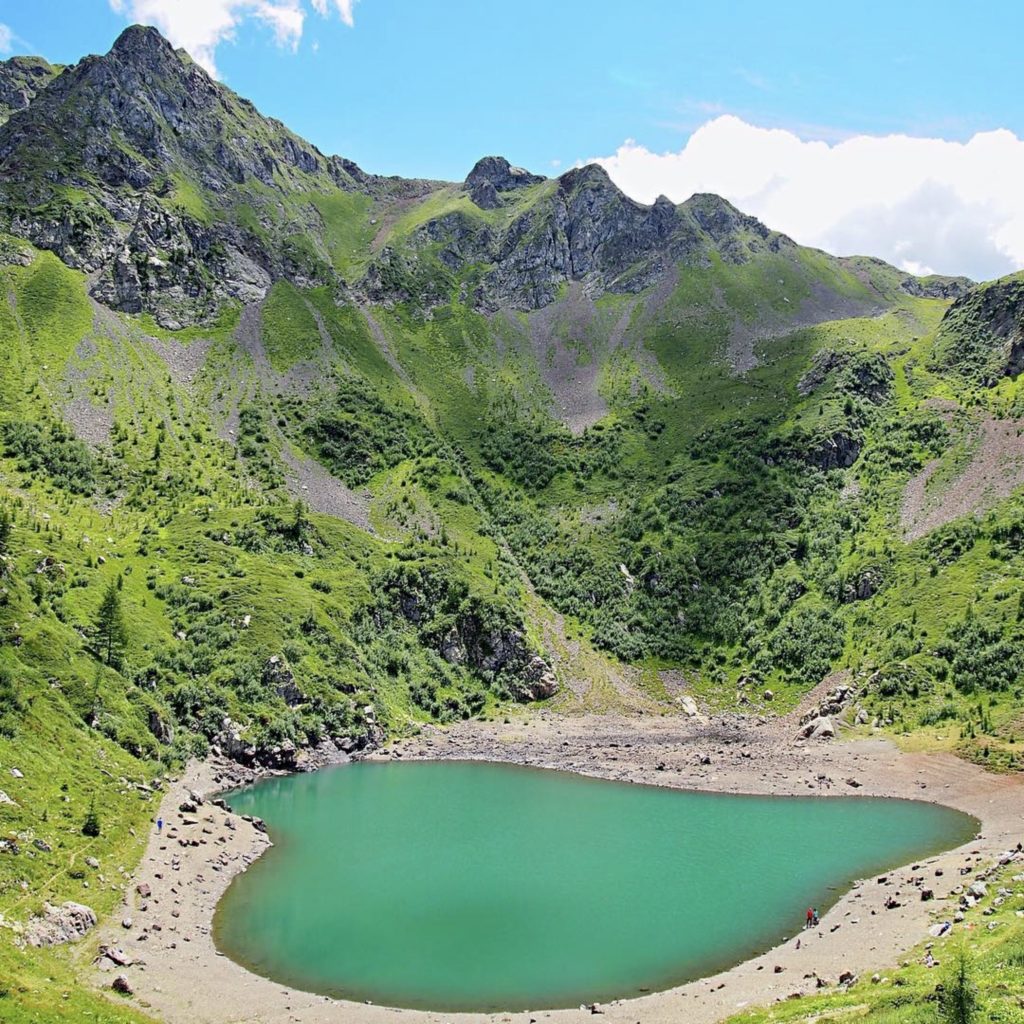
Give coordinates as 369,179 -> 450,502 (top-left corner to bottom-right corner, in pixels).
801,716 -> 836,740
112,974 -> 133,995
0,55 -> 62,125
26,901 -> 97,947
262,655 -> 305,707
465,156 -> 544,195
841,569 -> 882,603
147,709 -> 174,745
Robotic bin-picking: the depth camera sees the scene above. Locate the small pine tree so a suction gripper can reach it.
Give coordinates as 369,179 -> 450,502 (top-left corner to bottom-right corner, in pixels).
82,801 -> 101,838
0,506 -> 11,555
290,499 -> 308,543
938,945 -> 980,1024
94,579 -> 128,668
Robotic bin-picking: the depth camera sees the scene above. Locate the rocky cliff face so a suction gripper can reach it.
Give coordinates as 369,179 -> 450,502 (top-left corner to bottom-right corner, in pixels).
366,162 -> 794,312
936,273 -> 1024,384
0,26 -> 436,326
0,55 -> 62,125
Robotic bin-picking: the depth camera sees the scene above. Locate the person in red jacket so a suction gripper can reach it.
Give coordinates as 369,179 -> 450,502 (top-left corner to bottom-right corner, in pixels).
805,906 -> 814,929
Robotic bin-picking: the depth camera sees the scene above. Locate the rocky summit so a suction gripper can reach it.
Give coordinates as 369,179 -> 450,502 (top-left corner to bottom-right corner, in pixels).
0,22 -> 1023,1024
0,28 -> 896,327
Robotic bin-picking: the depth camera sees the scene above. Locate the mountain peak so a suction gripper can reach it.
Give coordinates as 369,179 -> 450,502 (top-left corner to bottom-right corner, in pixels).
110,23 -> 176,61
557,162 -> 615,193
682,192 -> 772,244
465,156 -> 544,209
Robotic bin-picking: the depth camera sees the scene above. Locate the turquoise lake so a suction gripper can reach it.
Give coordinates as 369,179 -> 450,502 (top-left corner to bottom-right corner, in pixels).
213,760 -> 976,1011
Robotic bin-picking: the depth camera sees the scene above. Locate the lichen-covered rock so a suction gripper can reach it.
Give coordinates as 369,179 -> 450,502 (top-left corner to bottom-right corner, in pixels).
25,901 -> 97,947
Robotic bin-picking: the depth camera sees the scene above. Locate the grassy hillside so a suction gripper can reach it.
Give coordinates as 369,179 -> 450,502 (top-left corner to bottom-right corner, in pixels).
1,26 -> 1023,1023
3,215 -> 1024,1018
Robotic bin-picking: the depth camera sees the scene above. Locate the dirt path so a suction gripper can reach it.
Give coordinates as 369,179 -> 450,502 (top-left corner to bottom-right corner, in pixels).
93,716 -> 1023,1024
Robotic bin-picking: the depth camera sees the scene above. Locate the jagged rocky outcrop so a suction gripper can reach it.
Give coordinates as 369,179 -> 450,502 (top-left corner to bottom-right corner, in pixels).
899,273 -> 973,300
806,430 -> 862,471
763,426 -> 863,472
367,163 -> 794,312
936,273 -> 1024,384
840,567 -> 883,603
465,156 -> 544,209
371,569 -> 558,702
25,901 -> 97,947
0,55 -> 62,125
439,619 -> 558,701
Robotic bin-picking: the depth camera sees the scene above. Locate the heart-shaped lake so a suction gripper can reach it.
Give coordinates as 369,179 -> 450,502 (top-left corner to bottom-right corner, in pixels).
213,760 -> 975,1011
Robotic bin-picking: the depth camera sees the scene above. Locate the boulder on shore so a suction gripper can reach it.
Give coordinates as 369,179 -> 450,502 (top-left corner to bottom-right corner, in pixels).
800,715 -> 836,740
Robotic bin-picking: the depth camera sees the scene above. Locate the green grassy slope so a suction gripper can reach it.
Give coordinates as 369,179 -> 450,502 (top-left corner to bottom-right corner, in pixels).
2,171 -> 1024,1024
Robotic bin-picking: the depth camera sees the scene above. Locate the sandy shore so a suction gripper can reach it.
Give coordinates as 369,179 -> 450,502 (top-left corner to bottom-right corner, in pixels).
92,710 -> 1024,1024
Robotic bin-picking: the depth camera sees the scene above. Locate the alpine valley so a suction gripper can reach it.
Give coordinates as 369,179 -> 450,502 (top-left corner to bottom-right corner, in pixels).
0,24 -> 1023,1024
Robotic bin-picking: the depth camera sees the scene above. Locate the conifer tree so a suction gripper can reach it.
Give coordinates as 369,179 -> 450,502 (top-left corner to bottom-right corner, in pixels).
95,579 -> 128,668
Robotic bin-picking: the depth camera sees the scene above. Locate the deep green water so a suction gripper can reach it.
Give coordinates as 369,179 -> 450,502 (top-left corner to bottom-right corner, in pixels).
213,761 -> 976,1011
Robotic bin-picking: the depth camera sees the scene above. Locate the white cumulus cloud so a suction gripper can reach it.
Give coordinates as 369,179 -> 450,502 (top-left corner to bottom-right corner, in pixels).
0,23 -> 13,54
592,116 -> 1024,282
311,0 -> 357,27
109,0 -> 358,77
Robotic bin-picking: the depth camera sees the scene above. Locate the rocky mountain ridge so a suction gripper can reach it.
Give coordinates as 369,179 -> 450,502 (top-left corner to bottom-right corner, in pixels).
0,24 -> 948,329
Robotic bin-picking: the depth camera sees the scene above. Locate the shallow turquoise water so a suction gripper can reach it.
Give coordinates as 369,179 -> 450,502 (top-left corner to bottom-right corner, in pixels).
213,760 -> 976,1011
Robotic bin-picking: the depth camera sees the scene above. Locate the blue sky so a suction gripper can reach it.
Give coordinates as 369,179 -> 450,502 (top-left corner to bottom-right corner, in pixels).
2,0 -> 1024,279
2,0 -> 1020,180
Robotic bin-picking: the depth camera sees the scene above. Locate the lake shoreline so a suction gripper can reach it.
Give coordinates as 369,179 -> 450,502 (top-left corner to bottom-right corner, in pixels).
93,711 -> 1024,1024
